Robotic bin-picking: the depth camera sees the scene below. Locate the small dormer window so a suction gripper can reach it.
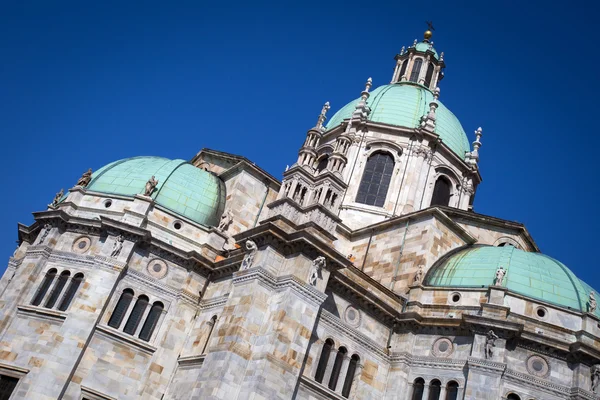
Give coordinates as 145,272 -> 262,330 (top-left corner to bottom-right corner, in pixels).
424,63 -> 435,87
399,59 -> 408,80
409,58 -> 423,82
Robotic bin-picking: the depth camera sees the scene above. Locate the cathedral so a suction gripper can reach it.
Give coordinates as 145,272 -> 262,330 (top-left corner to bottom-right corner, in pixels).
1,28 -> 599,400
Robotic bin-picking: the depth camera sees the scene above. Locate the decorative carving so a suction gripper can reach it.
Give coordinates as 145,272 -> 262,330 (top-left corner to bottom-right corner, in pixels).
72,236 -> 91,254
50,189 -> 64,207
146,259 -> 168,279
526,355 -> 550,378
110,235 -> 124,258
592,364 -> 600,394
218,209 -> 234,233
589,292 -> 597,313
144,176 -> 158,196
344,305 -> 361,327
494,266 -> 506,286
485,330 -> 499,359
38,223 -> 52,244
308,256 -> 326,286
240,240 -> 258,270
76,168 -> 93,187
432,337 -> 454,358
413,266 -> 424,284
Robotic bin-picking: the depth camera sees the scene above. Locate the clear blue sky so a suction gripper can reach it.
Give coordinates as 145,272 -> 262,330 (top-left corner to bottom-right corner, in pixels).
1,1 -> 598,289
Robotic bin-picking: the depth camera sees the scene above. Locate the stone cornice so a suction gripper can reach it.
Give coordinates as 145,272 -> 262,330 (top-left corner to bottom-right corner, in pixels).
177,354 -> 206,367
200,294 -> 229,311
233,267 -> 327,307
462,314 -> 524,337
391,352 -> 466,370
504,367 -> 571,396
95,324 -> 157,355
466,357 -> 506,374
17,305 -> 67,323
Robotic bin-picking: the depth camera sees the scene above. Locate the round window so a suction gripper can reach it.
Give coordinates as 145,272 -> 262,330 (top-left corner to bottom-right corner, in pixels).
72,236 -> 91,254
526,355 -> 549,377
432,337 -> 454,357
147,259 -> 168,279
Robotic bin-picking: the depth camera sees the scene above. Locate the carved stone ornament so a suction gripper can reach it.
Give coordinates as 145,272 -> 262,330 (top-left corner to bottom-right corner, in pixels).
50,188 -> 64,207
432,337 -> 454,358
240,240 -> 258,270
218,209 -> 234,233
591,364 -> 600,394
413,266 -> 424,284
110,235 -> 124,258
494,266 -> 506,286
144,176 -> 158,196
344,305 -> 361,327
72,236 -> 91,254
38,223 -> 52,244
526,355 -> 550,378
308,256 -> 326,286
76,168 -> 93,187
484,330 -> 499,359
589,291 -> 597,313
147,259 -> 168,279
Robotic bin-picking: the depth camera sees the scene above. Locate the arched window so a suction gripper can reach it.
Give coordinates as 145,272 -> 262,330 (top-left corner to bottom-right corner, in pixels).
108,289 -> 134,329
399,59 -> 408,80
328,346 -> 347,391
507,394 -> 521,400
341,354 -> 359,398
58,273 -> 84,311
139,301 -> 163,341
44,270 -> 70,309
409,58 -> 423,82
315,338 -> 334,383
446,381 -> 459,400
431,176 -> 451,207
424,63 -> 435,88
201,315 -> 218,354
356,152 -> 394,207
428,379 -> 441,400
123,295 -> 149,335
31,268 -> 57,306
316,155 -> 329,172
411,378 -> 425,400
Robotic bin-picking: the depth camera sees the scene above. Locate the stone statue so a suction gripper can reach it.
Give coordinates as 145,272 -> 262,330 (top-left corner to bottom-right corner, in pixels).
218,209 -> 234,232
309,256 -> 326,286
50,188 -> 64,207
76,168 -> 93,187
590,292 -> 597,313
144,176 -> 158,196
240,240 -> 258,270
39,223 -> 52,244
413,266 -> 424,284
494,266 -> 506,286
485,330 -> 499,359
110,235 -> 124,258
591,365 -> 600,393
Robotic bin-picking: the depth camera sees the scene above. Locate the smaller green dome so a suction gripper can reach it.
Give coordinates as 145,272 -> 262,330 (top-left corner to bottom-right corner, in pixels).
88,156 -> 226,227
426,246 -> 599,316
414,41 -> 438,59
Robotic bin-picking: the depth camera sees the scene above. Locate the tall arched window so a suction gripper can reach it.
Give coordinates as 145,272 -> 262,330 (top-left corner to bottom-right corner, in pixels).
315,338 -> 334,383
31,268 -> 57,306
411,378 -> 425,400
446,381 -> 459,400
506,394 -> 521,400
201,315 -> 218,354
356,152 -> 394,207
123,295 -> 149,335
328,347 -> 347,391
424,63 -> 435,87
108,289 -> 134,329
409,58 -> 423,82
58,273 -> 84,311
316,155 -> 329,172
428,379 -> 441,400
341,354 -> 360,398
139,301 -> 163,341
44,270 -> 70,309
431,176 -> 451,207
399,59 -> 408,80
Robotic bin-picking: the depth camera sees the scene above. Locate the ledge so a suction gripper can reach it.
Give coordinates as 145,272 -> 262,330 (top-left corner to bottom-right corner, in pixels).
80,385 -> 118,400
95,325 -> 157,355
17,305 -> 67,323
299,374 -> 346,400
177,354 -> 206,367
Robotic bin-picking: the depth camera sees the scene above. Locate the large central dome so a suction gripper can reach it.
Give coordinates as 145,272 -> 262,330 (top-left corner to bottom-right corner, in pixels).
326,83 -> 470,157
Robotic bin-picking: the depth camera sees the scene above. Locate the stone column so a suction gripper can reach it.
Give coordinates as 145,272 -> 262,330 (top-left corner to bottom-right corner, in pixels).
422,383 -> 431,400
334,355 -> 351,393
439,385 -> 447,399
322,347 -> 339,389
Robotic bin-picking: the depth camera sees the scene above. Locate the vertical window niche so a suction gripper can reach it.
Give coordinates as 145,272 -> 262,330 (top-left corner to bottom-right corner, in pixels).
356,152 -> 394,207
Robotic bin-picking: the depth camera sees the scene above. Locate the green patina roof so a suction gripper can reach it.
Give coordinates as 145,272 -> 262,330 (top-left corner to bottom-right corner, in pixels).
87,156 -> 226,226
426,245 -> 599,316
414,41 -> 439,59
326,83 -> 470,157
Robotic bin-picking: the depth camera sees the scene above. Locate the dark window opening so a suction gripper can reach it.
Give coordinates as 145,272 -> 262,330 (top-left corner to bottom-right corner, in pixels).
428,379 -> 441,400
446,381 -> 459,400
315,339 -> 334,383
431,176 -> 451,207
341,354 -> 360,398
139,301 -> 164,341
108,289 -> 134,329
356,152 -> 394,207
507,394 -> 521,400
399,59 -> 408,80
0,374 -> 19,400
123,295 -> 149,335
58,273 -> 84,311
424,63 -> 435,88
328,347 -> 347,391
31,268 -> 57,306
44,270 -> 70,309
409,58 -> 423,82
411,378 -> 425,400
316,156 -> 329,172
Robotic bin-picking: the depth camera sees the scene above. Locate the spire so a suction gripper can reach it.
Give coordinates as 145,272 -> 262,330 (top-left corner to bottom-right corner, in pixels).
419,87 -> 440,132
351,77 -> 372,122
315,101 -> 330,131
400,46 -> 405,55
465,127 -> 483,166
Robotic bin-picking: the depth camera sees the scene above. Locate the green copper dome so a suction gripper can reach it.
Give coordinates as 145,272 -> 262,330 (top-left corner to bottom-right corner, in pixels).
326,83 -> 470,157
87,156 -> 226,226
426,245 -> 599,316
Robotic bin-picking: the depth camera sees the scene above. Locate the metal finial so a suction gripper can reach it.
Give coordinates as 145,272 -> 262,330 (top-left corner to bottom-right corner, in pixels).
425,21 -> 435,31
365,77 -> 372,93
316,101 -> 331,129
